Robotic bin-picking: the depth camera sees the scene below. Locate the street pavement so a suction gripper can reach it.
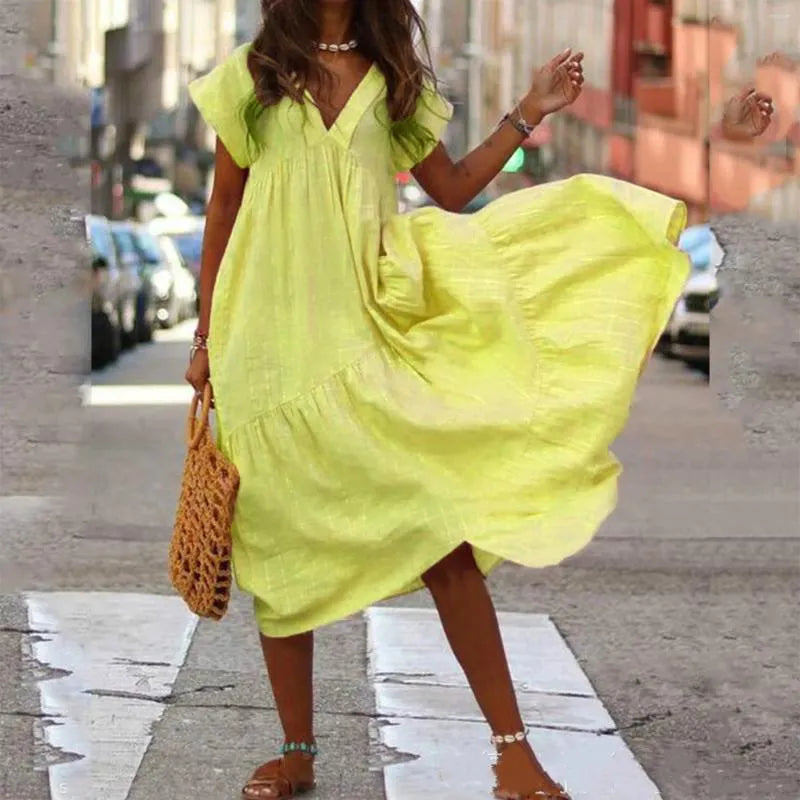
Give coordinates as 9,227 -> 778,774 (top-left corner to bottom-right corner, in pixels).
2,321 -> 798,800
710,213 -> 800,453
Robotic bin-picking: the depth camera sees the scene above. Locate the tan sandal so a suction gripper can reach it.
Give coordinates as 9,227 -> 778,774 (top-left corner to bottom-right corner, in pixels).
241,757 -> 315,799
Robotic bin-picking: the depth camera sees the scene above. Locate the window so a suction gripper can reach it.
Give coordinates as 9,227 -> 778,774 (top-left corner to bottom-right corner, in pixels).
134,228 -> 164,264
111,228 -> 138,257
170,232 -> 203,264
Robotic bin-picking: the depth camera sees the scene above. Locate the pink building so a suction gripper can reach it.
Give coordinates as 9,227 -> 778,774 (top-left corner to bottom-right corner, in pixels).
631,13 -> 799,222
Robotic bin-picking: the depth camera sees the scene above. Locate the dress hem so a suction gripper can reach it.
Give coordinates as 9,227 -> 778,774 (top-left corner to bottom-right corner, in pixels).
249,480 -> 617,638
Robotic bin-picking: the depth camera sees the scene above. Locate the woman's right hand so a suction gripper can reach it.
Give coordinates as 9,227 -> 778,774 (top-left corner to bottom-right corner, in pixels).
185,348 -> 211,398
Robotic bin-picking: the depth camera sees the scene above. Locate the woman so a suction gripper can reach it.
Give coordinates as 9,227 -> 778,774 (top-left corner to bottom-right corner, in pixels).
185,1 -> 691,798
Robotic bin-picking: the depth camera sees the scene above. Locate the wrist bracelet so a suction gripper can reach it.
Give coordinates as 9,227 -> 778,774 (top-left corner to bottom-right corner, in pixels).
500,101 -> 537,138
190,329 -> 208,363
189,343 -> 207,363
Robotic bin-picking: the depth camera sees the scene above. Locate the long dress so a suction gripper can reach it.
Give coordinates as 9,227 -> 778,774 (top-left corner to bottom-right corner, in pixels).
188,44 -> 689,637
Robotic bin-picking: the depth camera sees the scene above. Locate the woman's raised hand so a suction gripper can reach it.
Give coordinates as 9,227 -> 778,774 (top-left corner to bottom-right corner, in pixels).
523,49 -> 585,120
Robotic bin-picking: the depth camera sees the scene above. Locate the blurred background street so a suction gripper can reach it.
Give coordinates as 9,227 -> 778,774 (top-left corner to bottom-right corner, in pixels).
1,1 -> 798,799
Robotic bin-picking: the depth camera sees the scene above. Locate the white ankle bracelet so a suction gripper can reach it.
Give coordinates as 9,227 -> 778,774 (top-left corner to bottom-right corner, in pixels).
490,728 -> 529,745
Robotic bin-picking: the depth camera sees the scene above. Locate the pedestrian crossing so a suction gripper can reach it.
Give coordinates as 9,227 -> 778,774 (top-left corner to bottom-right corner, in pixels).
17,591 -> 662,800
367,608 -> 659,799
24,593 -> 197,800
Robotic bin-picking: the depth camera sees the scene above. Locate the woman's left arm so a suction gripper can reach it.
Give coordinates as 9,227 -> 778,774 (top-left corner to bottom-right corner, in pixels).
413,49 -> 584,212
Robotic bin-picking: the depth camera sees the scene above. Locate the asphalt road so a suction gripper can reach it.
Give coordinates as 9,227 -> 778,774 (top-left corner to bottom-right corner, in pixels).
2,323 -> 798,800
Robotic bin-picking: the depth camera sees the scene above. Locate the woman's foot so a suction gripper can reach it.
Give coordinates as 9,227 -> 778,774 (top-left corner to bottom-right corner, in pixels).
493,740 -> 570,799
242,752 -> 315,799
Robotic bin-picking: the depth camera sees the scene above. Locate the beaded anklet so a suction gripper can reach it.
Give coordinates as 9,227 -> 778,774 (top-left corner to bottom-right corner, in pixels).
281,741 -> 318,757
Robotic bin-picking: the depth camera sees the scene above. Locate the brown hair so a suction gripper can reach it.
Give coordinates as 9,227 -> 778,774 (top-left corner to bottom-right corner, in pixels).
242,0 -> 442,158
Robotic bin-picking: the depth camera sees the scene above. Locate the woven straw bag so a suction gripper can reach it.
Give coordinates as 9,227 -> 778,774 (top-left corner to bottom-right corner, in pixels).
169,383 -> 239,620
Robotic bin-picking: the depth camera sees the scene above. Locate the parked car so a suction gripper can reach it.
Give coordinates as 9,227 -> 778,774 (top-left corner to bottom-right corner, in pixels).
657,223 -> 723,369
147,216 -> 205,311
125,225 -> 193,329
665,269 -> 718,373
86,215 -> 138,365
152,234 -> 198,327
109,221 -> 159,343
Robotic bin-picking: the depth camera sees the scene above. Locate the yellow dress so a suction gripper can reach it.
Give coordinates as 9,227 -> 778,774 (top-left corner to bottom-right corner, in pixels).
188,44 -> 689,637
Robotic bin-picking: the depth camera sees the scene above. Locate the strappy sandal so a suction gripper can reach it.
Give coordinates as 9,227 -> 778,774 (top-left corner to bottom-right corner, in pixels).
490,729 -> 572,800
241,741 -> 317,799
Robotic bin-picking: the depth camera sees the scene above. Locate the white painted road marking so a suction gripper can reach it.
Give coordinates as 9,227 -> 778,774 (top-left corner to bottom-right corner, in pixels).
24,592 -> 198,800
82,384 -> 194,406
366,607 -> 662,800
0,495 -> 56,517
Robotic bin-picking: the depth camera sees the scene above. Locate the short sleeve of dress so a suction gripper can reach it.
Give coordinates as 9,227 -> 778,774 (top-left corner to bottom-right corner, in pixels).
188,44 -> 257,169
392,82 -> 454,172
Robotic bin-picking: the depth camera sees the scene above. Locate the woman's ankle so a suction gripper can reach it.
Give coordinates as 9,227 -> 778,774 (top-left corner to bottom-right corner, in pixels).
281,739 -> 317,760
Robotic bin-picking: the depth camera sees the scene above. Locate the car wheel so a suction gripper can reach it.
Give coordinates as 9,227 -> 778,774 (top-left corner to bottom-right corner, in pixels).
138,314 -> 155,342
169,293 -> 181,328
136,293 -> 155,343
120,298 -> 138,349
686,357 -> 710,376
92,312 -> 121,369
655,333 -> 674,358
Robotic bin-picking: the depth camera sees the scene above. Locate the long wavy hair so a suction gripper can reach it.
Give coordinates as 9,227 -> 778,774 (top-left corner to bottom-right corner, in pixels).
242,0 -> 441,161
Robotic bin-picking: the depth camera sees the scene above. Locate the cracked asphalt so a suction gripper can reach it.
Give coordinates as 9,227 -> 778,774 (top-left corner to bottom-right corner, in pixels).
1,1 -> 799,797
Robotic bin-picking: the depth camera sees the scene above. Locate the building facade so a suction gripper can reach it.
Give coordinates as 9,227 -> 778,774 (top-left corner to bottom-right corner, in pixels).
631,0 -> 799,222
422,0 -> 798,222
421,0 -> 616,182
24,0 -> 798,222
24,0 -> 239,217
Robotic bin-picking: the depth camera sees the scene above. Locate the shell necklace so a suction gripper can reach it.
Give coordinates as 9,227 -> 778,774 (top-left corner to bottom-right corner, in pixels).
317,39 -> 358,53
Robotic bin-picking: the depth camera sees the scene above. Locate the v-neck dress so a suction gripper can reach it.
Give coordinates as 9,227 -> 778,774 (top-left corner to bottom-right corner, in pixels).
188,44 -> 690,637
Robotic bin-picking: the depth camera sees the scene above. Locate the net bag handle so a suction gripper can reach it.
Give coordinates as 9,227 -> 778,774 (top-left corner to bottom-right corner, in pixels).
187,382 -> 213,450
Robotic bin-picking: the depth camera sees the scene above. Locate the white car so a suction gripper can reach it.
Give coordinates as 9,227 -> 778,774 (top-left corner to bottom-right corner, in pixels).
147,215 -> 205,308
666,269 -> 718,371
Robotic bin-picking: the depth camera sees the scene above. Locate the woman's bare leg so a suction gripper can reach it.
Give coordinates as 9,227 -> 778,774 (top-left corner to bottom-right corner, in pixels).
243,632 -> 315,798
422,544 -> 567,797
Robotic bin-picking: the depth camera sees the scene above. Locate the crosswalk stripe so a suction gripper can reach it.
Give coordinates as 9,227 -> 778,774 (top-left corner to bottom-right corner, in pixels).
23,592 -> 198,800
366,607 -> 662,800
81,384 -> 194,406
